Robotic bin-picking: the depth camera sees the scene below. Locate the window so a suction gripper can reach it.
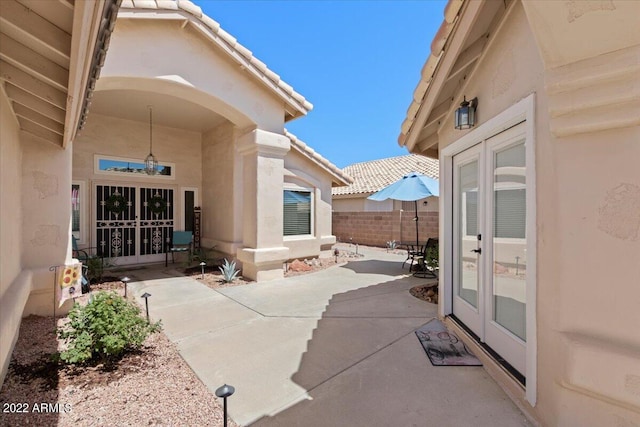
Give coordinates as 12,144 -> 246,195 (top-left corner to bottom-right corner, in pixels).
95,155 -> 175,178
284,190 -> 312,236
71,181 -> 86,243
464,188 -> 525,239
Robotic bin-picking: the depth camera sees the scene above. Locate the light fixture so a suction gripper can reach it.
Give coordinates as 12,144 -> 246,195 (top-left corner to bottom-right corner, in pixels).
454,96 -> 478,130
144,105 -> 158,175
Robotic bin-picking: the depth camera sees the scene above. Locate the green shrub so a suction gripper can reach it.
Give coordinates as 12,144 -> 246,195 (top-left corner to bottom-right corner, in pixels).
58,292 -> 161,364
425,246 -> 439,271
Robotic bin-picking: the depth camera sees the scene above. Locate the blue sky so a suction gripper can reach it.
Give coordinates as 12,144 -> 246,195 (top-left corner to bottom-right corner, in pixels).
196,1 -> 447,168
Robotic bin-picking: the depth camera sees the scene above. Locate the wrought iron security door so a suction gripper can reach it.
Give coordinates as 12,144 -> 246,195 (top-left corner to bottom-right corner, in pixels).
139,187 -> 173,258
95,185 -> 174,264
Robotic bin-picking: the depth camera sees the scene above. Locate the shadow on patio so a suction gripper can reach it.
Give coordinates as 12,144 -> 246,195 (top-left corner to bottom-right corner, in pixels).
250,261 -> 530,427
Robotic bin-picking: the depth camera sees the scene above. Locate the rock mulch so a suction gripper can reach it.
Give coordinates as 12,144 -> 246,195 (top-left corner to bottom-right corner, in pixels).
0,282 -> 237,427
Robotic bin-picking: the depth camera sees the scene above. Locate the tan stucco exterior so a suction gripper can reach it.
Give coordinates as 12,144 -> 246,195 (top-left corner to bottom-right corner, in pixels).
0,0 -> 117,386
1,0 -> 348,385
399,0 -> 640,425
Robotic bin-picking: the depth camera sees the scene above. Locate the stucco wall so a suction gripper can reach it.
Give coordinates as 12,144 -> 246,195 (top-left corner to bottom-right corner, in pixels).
435,2 -> 640,425
333,197 -> 393,212
284,149 -> 337,259
0,91 -> 29,384
73,112 -> 203,248
21,131 -> 74,317
101,19 -> 284,133
201,122 -> 242,255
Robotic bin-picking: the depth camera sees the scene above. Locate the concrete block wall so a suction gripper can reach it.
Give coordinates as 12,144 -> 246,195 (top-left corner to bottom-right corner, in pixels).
332,211 -> 438,247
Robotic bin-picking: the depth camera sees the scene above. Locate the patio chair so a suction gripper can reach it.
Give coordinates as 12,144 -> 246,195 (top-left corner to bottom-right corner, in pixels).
402,242 -> 425,271
72,235 -> 90,262
412,238 -> 439,278
166,231 -> 193,267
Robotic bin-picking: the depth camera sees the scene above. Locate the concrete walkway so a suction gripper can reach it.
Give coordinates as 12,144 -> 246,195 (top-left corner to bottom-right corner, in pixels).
126,245 -> 530,426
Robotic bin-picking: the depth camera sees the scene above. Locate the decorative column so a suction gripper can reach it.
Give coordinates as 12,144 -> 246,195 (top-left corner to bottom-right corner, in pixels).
236,129 -> 291,281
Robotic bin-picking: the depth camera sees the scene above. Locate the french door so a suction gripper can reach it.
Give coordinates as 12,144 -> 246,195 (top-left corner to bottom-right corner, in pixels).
95,184 -> 175,265
452,123 -> 528,376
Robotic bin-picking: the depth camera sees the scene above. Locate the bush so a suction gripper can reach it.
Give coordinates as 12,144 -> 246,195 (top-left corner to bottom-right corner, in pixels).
58,292 -> 161,364
425,245 -> 439,271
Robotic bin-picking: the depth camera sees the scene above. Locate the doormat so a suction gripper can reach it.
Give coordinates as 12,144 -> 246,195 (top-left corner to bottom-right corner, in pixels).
415,320 -> 482,366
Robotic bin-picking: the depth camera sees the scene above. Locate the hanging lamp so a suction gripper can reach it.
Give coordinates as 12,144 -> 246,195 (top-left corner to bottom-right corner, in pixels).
145,105 -> 158,175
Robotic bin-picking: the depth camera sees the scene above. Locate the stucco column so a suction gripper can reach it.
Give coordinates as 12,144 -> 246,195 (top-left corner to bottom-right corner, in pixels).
236,129 -> 290,281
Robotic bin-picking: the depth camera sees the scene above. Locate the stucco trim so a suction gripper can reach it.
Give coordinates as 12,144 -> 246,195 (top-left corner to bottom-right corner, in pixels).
118,0 -> 312,121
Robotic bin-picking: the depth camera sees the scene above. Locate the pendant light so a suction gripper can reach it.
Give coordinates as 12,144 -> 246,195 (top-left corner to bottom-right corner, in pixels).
145,105 -> 158,175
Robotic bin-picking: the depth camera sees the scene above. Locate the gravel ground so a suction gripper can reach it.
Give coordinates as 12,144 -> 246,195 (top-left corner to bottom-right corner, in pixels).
0,285 -> 237,427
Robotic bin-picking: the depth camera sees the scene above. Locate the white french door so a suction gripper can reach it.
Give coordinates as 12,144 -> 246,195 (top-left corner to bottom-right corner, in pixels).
94,184 -> 175,265
452,123 -> 528,376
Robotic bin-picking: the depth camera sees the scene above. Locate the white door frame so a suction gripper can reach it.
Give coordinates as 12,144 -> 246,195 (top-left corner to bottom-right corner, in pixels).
440,93 -> 537,405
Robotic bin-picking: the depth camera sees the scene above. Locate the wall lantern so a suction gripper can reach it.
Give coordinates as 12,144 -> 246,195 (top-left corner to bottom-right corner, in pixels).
144,105 -> 158,175
454,96 -> 478,130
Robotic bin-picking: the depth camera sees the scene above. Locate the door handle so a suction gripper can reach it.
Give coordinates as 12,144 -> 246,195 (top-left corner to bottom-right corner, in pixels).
471,248 -> 482,254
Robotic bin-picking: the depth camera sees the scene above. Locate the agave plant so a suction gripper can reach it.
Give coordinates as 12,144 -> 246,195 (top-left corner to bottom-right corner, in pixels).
386,240 -> 397,251
219,258 -> 240,283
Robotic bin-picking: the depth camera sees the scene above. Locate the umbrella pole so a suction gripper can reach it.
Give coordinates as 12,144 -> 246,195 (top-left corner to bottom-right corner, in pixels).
414,200 -> 419,247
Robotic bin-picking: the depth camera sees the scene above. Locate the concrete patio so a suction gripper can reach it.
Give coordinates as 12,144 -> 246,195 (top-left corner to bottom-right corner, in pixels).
126,245 -> 531,426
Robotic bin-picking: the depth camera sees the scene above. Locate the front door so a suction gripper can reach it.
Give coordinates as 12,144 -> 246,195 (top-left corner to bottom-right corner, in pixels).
95,184 -> 174,265
452,123 -> 527,376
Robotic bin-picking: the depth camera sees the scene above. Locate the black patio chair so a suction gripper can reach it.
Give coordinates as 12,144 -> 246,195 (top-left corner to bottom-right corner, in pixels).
412,238 -> 439,278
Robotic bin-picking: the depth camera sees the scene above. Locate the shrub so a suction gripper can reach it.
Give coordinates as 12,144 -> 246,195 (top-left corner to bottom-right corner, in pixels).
425,245 -> 439,271
58,292 -> 161,364
219,258 -> 240,283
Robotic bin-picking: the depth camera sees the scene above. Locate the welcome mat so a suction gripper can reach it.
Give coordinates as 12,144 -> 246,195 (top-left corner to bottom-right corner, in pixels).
415,320 -> 482,366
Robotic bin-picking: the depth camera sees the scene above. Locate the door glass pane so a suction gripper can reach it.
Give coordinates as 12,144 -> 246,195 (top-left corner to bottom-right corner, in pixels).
458,160 -> 478,307
72,184 -> 81,240
185,191 -> 195,232
493,141 -> 526,340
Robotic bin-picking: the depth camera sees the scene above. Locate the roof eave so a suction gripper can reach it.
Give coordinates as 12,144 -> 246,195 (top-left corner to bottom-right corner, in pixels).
399,0 -> 483,155
117,2 -> 312,120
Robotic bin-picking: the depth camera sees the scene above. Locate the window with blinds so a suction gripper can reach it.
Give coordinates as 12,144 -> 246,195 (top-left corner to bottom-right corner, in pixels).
464,188 -> 526,239
494,188 -> 526,238
284,190 -> 312,236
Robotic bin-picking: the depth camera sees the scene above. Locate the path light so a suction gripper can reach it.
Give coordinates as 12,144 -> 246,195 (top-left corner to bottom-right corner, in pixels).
334,248 -> 339,263
141,292 -> 151,322
121,276 -> 130,298
200,261 -> 206,280
215,384 -> 235,427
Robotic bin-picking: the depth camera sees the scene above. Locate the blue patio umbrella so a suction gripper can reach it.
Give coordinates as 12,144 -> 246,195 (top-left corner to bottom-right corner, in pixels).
367,172 -> 439,246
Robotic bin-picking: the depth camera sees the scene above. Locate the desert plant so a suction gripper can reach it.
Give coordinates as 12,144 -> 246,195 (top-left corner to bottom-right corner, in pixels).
386,240 -> 397,251
58,292 -> 161,364
425,245 -> 439,272
219,258 -> 240,283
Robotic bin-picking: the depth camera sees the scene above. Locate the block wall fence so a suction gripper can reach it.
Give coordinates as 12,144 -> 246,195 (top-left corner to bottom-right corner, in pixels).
332,211 -> 438,248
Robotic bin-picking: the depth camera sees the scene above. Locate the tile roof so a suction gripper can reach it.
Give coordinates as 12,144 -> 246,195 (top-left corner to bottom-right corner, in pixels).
119,0 -> 312,120
285,130 -> 353,187
332,154 -> 439,196
398,0 -> 464,149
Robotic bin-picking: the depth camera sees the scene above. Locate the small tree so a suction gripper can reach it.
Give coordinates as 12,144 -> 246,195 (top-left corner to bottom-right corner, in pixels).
58,292 -> 161,364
